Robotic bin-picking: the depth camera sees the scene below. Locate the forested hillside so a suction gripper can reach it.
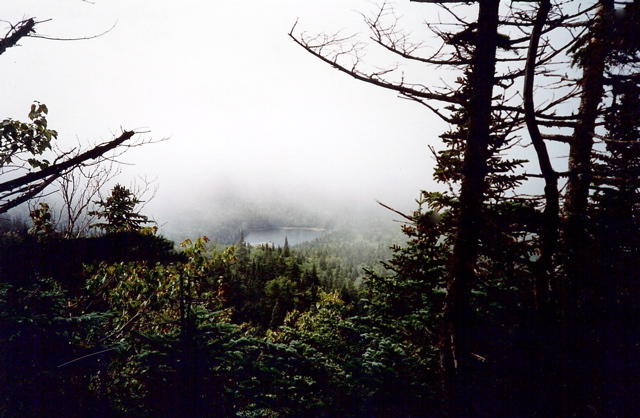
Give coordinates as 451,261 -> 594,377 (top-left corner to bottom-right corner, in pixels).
3,0 -> 640,417
0,203 -> 412,417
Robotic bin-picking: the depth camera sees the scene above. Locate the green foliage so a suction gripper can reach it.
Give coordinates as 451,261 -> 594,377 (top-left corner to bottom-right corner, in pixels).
0,102 -> 57,169
223,240 -> 321,331
12,212 -> 439,416
296,217 -> 403,296
432,83 -> 527,200
80,237 -> 365,416
82,237 -> 232,415
28,202 -> 57,241
270,289 -> 437,416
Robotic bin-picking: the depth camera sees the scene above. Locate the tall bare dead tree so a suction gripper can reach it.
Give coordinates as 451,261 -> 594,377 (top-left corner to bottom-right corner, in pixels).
55,159 -> 122,238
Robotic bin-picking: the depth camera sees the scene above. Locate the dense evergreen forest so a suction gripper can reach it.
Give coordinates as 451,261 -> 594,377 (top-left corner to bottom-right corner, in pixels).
3,0 -> 640,416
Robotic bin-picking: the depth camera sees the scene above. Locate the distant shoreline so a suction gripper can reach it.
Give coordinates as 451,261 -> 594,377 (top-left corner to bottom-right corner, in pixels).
246,227 -> 327,232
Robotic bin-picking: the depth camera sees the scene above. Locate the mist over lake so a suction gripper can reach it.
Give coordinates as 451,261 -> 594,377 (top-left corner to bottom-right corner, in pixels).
244,227 -> 328,247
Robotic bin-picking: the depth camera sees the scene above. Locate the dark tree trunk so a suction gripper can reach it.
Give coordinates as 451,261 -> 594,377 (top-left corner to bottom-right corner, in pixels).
564,0 -> 610,279
439,0 -> 500,415
562,0 -> 613,414
523,0 -> 562,412
524,0 -> 556,317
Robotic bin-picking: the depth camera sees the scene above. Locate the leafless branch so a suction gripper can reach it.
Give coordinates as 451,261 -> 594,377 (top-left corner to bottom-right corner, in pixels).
28,20 -> 118,42
289,20 -> 462,105
56,155 -> 122,238
376,199 -> 414,222
0,130 -> 165,214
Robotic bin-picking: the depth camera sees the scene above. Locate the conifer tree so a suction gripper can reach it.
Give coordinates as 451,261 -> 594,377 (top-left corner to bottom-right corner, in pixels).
90,184 -> 152,234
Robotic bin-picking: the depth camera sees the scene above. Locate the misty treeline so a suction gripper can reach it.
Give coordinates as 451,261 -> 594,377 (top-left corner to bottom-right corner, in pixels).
1,0 -> 640,417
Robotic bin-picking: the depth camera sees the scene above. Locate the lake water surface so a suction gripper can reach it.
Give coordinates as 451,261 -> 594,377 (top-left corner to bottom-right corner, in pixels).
245,227 -> 327,247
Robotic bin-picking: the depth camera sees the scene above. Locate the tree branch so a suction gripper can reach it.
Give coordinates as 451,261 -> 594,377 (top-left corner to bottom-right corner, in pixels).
289,21 -> 462,105
0,130 -> 136,214
0,18 -> 35,55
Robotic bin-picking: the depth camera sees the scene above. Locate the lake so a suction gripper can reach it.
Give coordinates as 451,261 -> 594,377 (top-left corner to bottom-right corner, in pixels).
244,227 -> 327,247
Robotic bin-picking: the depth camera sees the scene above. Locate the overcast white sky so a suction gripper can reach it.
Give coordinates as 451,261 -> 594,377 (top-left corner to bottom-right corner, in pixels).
2,0 -> 451,228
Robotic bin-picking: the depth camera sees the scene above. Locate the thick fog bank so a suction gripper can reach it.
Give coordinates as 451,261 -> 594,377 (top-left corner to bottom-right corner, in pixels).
151,183 -> 416,245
